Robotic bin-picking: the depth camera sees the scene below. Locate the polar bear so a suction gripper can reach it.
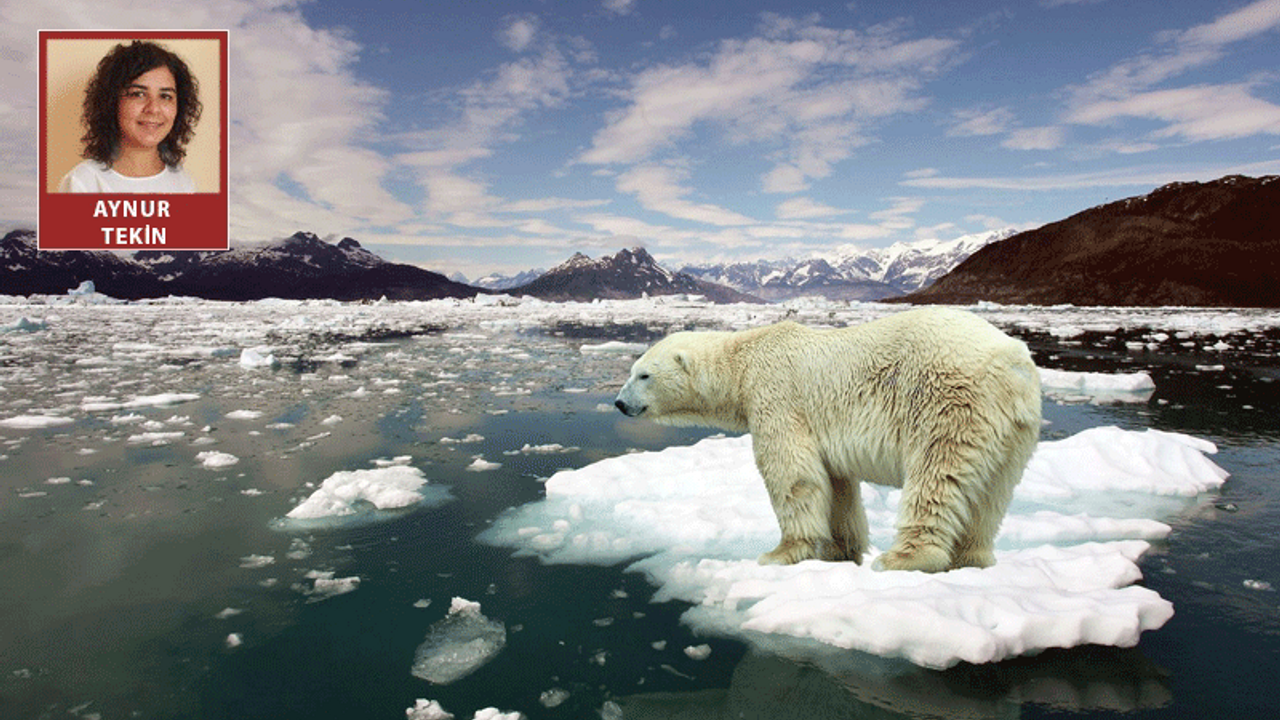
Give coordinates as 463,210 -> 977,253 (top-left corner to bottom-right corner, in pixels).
614,307 -> 1041,572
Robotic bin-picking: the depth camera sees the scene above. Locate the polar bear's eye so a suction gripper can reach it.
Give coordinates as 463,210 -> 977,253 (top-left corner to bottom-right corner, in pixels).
638,373 -> 651,380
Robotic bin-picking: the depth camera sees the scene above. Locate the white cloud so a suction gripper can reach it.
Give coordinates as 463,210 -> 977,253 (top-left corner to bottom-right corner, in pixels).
395,44 -> 578,225
898,158 -> 1280,191
1063,0 -> 1280,143
774,197 -> 852,219
615,164 -> 755,226
867,196 -> 924,231
1002,126 -> 1067,151
1068,84 -> 1280,141
499,14 -> 540,53
578,15 -> 957,196
948,106 -> 1015,137
498,197 -> 612,213
603,0 -> 638,16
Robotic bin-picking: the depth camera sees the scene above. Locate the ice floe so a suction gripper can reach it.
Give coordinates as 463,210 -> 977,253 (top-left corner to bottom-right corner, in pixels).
196,451 -> 240,469
1038,368 -> 1156,404
0,414 -> 75,429
282,460 -> 452,526
483,426 -> 1228,669
411,598 -> 507,685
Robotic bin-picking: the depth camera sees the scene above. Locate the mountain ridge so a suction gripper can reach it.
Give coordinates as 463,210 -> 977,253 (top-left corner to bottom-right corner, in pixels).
900,175 -> 1280,307
510,247 -> 762,304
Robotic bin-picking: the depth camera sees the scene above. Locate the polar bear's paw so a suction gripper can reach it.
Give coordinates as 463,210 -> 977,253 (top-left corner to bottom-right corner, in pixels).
758,537 -> 840,565
872,544 -> 951,573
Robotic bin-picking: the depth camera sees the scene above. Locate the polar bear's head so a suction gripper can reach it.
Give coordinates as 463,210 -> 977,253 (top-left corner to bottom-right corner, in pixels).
614,332 -> 705,426
614,331 -> 747,430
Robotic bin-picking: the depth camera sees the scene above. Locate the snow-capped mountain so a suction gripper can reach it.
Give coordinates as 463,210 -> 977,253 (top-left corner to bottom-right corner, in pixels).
679,229 -> 1015,301
470,268 -> 547,291
511,247 -> 760,304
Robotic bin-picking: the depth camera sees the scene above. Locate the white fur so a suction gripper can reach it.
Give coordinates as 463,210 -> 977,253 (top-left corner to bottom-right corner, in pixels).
615,307 -> 1042,572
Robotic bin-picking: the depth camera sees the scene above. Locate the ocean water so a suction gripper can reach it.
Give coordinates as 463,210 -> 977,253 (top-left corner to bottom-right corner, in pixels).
1,297 -> 1278,719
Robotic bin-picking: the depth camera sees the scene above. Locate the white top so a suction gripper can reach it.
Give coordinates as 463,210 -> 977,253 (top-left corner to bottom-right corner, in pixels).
58,160 -> 197,193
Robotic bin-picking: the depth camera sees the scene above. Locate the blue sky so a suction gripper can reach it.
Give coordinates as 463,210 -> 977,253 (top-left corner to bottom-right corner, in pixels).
5,0 -> 1280,279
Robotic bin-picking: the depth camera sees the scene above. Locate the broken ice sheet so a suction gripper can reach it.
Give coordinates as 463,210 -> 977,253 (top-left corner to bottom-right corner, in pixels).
411,598 -> 507,684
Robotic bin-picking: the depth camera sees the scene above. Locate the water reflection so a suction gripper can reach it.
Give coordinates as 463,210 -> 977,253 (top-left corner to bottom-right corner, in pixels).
619,645 -> 1170,719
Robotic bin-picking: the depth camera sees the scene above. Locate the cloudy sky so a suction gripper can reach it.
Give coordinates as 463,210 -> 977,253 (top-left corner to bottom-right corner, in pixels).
6,0 -> 1280,279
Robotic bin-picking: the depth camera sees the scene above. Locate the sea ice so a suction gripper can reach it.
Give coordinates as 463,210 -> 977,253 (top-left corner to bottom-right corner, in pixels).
406,699 -> 454,720
1038,368 -> 1156,404
483,426 -> 1228,669
196,451 -> 240,469
239,348 -> 277,369
297,570 -> 361,602
282,461 -> 452,524
579,341 -> 647,355
466,456 -> 501,472
411,598 -> 507,685
0,415 -> 75,429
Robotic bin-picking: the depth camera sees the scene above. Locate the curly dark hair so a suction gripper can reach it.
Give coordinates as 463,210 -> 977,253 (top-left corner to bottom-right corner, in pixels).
80,40 -> 202,167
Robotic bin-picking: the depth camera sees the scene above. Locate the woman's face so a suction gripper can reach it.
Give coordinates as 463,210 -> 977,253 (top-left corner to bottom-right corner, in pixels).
116,65 -> 177,153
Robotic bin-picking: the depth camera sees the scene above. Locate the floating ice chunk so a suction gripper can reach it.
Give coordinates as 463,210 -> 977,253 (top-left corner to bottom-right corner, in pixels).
1038,368 -> 1155,404
83,393 -> 200,412
128,431 -> 184,445
484,426 -> 1228,669
0,415 -> 75,429
283,462 -> 451,523
239,554 -> 275,569
411,598 -> 507,685
1,317 -> 48,333
538,688 -> 570,708
406,699 -> 454,720
466,456 -> 501,472
579,341 -> 647,355
298,570 -> 361,602
197,451 -> 239,469
1020,427 -> 1227,500
226,409 -> 264,420
472,709 -> 523,720
441,434 -> 484,445
225,633 -> 243,649
503,443 -> 580,456
239,348 -> 277,369
684,644 -> 712,660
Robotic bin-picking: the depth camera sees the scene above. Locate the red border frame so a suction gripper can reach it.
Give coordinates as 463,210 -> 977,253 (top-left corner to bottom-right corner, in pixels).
37,30 -> 229,251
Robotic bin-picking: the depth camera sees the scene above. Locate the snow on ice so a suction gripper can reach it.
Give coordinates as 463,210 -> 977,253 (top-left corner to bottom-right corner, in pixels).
1039,368 -> 1156,404
282,459 -> 452,525
484,426 -> 1228,669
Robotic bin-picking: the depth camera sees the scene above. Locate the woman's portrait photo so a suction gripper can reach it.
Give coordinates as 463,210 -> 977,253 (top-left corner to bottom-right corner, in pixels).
46,37 -> 221,194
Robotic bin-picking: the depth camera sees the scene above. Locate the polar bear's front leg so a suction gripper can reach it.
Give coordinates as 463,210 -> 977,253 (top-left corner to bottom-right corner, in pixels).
752,430 -> 840,565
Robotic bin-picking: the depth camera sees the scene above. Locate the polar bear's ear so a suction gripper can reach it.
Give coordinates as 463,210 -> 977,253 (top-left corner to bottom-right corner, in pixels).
674,350 -> 693,373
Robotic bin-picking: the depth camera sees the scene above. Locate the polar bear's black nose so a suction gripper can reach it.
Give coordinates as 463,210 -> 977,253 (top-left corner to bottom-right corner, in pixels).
614,399 -> 628,414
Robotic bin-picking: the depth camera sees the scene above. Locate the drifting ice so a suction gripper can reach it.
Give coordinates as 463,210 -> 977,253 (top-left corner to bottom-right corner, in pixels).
1038,368 -> 1156,404
283,461 -> 452,525
411,598 -> 507,684
484,425 -> 1228,669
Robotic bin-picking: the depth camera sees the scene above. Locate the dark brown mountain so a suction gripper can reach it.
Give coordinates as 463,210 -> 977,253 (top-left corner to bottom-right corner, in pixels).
510,247 -> 762,303
899,175 -> 1280,307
